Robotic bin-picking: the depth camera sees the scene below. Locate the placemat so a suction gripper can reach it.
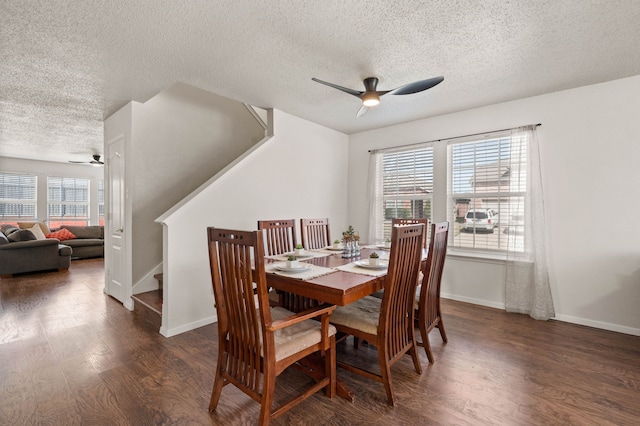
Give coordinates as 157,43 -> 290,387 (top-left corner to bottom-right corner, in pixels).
265,262 -> 336,280
336,262 -> 388,277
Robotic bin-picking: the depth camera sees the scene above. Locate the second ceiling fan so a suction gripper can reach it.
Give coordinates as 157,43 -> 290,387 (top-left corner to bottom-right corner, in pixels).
312,75 -> 444,117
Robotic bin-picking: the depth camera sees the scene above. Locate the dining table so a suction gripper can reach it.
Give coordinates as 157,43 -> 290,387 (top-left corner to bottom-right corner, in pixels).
263,245 -> 397,402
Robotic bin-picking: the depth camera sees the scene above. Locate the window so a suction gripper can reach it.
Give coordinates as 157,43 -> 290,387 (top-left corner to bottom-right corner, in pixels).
448,134 -> 526,252
0,172 -> 37,224
371,147 -> 433,243
97,179 -> 105,226
370,129 -> 529,256
47,177 -> 90,227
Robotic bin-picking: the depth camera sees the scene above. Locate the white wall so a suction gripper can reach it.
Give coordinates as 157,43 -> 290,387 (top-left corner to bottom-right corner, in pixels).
0,157 -> 104,226
348,75 -> 640,336
159,109 -> 349,336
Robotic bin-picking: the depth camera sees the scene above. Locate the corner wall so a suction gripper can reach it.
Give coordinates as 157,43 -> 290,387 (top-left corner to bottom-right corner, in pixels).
159,109 -> 349,337
348,75 -> 640,335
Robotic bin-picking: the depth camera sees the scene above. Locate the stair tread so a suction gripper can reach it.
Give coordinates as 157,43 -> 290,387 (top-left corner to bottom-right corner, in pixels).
132,290 -> 162,315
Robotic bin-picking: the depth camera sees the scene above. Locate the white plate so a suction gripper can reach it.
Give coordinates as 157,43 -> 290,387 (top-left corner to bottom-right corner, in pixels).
375,244 -> 391,250
286,252 -> 315,259
354,260 -> 388,270
274,263 -> 311,273
325,246 -> 343,251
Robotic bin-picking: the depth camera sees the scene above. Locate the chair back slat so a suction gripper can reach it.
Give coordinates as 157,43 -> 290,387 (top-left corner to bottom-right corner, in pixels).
379,223 -> 425,359
421,222 -> 449,327
300,218 -> 331,250
258,219 -> 297,256
391,217 -> 430,249
208,227 -> 271,395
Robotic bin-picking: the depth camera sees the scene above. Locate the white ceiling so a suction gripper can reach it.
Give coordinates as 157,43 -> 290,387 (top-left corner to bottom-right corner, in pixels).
2,0 -> 640,164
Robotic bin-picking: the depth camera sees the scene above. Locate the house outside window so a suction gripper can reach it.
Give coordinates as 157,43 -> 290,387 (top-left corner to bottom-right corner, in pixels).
47,177 -> 90,227
0,172 -> 37,225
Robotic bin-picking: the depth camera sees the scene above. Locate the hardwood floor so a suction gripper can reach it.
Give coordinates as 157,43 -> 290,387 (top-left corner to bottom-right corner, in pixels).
1,259 -> 639,425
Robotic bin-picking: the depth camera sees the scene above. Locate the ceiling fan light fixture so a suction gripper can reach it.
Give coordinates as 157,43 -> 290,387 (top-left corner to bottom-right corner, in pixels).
362,93 -> 380,107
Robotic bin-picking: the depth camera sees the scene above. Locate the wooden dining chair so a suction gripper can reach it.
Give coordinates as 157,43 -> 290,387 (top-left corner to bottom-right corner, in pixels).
258,219 -> 297,256
328,223 -> 425,406
391,217 -> 430,249
207,227 -> 337,425
300,218 -> 331,250
415,221 -> 449,364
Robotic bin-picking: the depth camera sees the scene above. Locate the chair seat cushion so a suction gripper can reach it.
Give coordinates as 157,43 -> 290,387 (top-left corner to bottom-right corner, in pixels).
267,307 -> 337,361
329,296 -> 382,335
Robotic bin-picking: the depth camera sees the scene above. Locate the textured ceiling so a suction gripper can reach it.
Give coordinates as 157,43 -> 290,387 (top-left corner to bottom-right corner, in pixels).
2,0 -> 640,163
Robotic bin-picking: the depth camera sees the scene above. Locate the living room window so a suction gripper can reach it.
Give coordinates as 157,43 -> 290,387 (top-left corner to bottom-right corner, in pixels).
47,177 -> 90,228
0,172 -> 37,224
369,128 -> 529,256
97,179 -> 105,226
447,133 -> 527,253
369,146 -> 433,244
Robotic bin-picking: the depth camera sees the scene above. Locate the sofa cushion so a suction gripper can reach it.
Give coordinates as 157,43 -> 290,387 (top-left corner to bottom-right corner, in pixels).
18,221 -> 51,235
8,229 -> 38,242
28,223 -> 47,240
60,225 -> 102,240
0,232 -> 8,246
58,244 -> 73,256
0,224 -> 19,235
46,228 -> 77,241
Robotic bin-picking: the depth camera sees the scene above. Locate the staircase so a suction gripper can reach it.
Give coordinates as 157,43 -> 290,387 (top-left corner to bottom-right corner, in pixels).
132,273 -> 163,328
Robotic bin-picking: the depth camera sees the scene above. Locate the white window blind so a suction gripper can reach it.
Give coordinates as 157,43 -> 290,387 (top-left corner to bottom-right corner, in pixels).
373,147 -> 433,242
0,172 -> 37,223
447,133 -> 527,252
47,177 -> 90,227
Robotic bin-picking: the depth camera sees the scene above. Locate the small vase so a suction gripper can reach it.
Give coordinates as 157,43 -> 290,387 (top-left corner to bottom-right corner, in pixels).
369,257 -> 380,266
286,260 -> 299,268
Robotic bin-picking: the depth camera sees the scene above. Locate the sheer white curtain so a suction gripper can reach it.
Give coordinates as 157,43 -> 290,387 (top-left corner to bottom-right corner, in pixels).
505,126 -> 555,320
368,151 -> 384,245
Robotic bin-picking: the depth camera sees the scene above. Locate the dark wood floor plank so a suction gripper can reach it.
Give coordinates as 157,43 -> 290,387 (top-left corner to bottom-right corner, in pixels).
1,258 -> 639,425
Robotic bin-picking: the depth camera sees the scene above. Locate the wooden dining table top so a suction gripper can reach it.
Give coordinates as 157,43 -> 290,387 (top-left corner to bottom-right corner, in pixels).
264,247 -> 387,306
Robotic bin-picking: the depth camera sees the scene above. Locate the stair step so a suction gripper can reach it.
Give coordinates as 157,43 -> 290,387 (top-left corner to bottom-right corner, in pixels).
132,290 -> 162,315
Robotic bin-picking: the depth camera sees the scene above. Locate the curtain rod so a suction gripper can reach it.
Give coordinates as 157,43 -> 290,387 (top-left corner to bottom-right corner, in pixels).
368,123 -> 542,153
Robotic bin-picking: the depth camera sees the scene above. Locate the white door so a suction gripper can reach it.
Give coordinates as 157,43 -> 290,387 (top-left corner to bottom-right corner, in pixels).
105,135 -> 132,309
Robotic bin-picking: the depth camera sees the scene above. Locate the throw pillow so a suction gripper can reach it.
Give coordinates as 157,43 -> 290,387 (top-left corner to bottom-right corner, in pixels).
46,228 -> 77,241
29,223 -> 47,240
7,229 -> 38,242
18,221 -> 51,235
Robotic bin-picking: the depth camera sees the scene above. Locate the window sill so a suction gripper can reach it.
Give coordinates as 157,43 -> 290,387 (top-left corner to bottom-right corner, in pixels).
447,249 -> 507,264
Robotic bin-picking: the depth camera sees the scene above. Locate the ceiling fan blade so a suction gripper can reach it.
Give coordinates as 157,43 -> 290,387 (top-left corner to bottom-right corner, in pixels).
387,76 -> 444,96
356,105 -> 369,118
312,78 -> 363,97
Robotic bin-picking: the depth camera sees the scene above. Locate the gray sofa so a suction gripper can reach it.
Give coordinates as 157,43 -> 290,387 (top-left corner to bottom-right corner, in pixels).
0,227 -> 72,277
59,225 -> 104,259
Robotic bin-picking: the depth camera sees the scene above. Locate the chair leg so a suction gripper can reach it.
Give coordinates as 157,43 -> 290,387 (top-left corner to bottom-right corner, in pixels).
409,343 -> 422,375
208,371 -> 225,412
325,335 -> 336,398
377,349 -> 395,406
419,322 -> 435,364
437,319 -> 448,343
353,337 -> 360,349
259,370 -> 276,425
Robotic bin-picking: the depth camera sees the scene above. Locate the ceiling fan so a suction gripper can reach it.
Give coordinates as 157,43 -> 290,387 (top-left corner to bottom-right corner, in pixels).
69,154 -> 104,165
311,75 -> 444,117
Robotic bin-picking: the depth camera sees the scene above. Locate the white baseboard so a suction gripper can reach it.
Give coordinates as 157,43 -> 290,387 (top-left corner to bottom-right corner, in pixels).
442,293 -> 640,337
442,292 -> 505,310
554,314 -> 640,337
132,262 -> 163,294
160,314 -> 218,338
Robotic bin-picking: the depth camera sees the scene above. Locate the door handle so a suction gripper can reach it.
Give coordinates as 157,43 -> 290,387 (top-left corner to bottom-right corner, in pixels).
116,228 -> 124,233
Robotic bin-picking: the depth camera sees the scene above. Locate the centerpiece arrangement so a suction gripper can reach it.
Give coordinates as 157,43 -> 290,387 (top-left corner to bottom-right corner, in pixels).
341,225 -> 361,258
